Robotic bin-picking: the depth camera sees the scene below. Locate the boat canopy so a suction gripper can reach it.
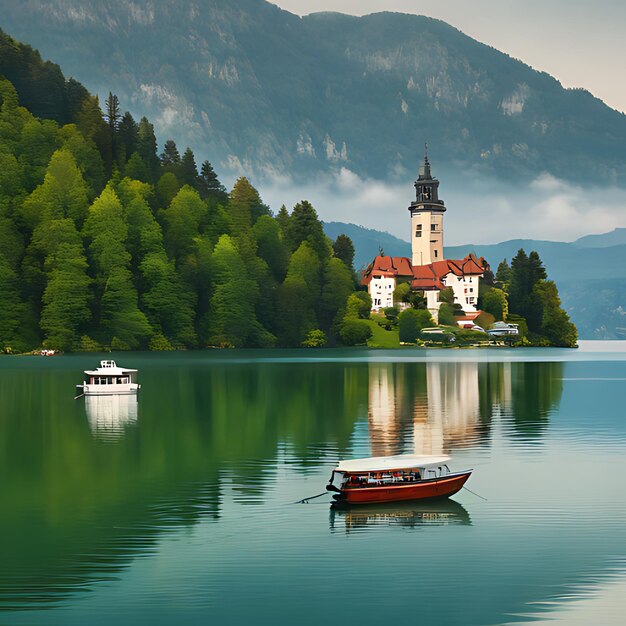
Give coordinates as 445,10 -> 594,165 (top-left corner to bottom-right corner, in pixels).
336,454 -> 451,473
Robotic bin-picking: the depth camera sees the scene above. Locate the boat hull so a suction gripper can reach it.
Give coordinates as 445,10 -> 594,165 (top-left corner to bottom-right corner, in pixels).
335,471 -> 472,505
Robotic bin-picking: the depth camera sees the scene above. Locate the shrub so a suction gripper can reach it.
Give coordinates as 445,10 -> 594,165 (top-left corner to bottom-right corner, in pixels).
383,306 -> 399,322
437,302 -> 456,326
398,308 -> 433,342
302,329 -> 327,348
345,292 -> 372,319
340,319 -> 373,345
149,333 -> 175,351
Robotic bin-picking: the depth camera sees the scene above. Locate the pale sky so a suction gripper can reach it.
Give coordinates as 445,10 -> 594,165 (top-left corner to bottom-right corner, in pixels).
271,0 -> 626,113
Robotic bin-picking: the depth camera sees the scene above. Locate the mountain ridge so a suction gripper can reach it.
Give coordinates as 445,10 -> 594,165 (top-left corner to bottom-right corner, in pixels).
2,0 -> 626,184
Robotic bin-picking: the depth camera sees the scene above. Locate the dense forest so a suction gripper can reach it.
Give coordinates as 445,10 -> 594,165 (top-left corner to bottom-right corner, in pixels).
0,30 -> 361,352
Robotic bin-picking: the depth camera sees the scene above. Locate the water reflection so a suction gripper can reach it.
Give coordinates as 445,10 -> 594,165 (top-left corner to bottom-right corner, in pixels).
329,499 -> 471,533
368,361 -> 563,455
85,394 -> 138,441
0,353 -> 575,622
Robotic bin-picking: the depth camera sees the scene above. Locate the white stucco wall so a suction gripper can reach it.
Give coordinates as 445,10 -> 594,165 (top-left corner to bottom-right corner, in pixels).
369,276 -> 396,310
443,274 -> 480,312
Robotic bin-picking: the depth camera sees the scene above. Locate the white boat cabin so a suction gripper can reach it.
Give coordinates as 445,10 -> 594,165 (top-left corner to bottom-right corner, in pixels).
78,360 -> 140,396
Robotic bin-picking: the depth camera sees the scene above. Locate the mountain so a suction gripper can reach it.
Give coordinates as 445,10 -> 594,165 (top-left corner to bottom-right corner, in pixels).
573,228 -> 626,249
323,222 -> 410,269
2,0 -> 626,184
323,222 -> 626,339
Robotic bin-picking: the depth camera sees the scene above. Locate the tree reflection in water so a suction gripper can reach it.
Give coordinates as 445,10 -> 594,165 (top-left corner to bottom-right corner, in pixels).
0,355 -> 563,612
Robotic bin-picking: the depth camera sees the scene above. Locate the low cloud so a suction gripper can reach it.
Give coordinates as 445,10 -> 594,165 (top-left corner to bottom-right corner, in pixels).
258,169 -> 626,245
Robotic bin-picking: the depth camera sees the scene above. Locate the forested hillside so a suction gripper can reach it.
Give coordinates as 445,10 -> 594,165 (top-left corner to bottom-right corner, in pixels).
2,0 -> 626,183
0,29 -> 359,352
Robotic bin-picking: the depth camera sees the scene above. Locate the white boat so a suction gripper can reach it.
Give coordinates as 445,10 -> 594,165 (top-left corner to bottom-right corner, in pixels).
77,360 -> 140,396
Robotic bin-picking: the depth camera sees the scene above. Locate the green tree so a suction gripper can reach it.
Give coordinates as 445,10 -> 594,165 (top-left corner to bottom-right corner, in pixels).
140,252 -> 197,347
160,139 -> 181,172
333,234 -> 355,269
21,149 -> 90,228
124,152 -> 151,183
480,287 -> 508,321
197,160 -> 227,204
40,242 -> 91,350
533,280 -> 578,347
302,329 -> 327,348
276,204 -> 290,234
117,111 -> 138,162
157,172 -> 181,207
83,185 -> 151,348
319,257 -> 354,329
207,234 -> 269,347
253,215 -> 288,281
137,116 -> 160,181
438,302 -> 456,326
228,177 -> 264,233
286,200 -> 330,261
179,147 -> 199,187
345,292 -> 372,319
161,186 -> 207,265
398,308 -> 433,342
339,319 -> 372,346
0,256 -> 24,350
277,242 -> 321,346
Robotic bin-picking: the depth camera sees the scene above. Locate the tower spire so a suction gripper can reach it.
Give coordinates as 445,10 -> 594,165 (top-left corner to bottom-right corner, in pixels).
419,142 -> 432,180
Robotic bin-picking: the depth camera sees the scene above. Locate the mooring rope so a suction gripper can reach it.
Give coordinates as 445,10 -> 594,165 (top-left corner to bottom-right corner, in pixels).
462,485 -> 488,501
293,491 -> 329,504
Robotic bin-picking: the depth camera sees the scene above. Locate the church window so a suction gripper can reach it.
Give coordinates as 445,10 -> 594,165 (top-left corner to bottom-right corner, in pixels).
434,250 -> 438,258
431,224 -> 437,231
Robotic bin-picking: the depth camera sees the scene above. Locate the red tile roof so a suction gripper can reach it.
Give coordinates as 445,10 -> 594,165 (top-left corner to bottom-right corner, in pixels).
362,253 -> 484,288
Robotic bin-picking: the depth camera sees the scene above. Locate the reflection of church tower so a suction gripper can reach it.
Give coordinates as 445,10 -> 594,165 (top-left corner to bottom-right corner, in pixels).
414,363 -> 480,453
368,365 -> 400,456
409,146 -> 446,266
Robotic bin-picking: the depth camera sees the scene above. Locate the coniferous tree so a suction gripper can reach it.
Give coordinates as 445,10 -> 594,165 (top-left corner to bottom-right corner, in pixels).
160,139 -> 181,172
117,111 -> 139,162
496,259 -> 512,284
253,215 -> 288,282
161,186 -> 207,265
179,147 -> 199,187
286,200 -> 330,261
157,172 -> 181,207
137,116 -> 160,181
207,234 -> 269,347
104,92 -> 120,132
198,160 -> 227,203
276,204 -> 290,234
40,241 -> 91,350
319,257 -> 354,330
83,185 -> 151,348
277,242 -> 321,346
0,256 -> 24,350
124,152 -> 151,183
333,234 -> 355,270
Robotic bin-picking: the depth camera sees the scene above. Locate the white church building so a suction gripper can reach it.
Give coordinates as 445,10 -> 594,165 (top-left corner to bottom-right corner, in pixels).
361,150 -> 485,323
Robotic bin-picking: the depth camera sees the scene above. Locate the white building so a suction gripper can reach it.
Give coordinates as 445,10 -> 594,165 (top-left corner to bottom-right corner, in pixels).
362,150 -> 485,321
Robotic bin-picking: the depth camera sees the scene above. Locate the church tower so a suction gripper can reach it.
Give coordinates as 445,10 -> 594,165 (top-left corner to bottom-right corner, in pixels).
409,147 -> 446,266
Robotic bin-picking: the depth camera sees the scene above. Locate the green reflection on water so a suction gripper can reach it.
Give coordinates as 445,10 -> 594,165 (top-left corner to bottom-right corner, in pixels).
0,352 -> 577,621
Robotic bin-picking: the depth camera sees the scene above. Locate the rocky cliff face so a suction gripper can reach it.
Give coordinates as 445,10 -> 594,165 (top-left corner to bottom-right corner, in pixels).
2,0 -> 626,184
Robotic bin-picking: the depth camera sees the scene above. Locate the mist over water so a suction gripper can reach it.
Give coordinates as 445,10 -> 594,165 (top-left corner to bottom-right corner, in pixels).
258,168 -> 626,244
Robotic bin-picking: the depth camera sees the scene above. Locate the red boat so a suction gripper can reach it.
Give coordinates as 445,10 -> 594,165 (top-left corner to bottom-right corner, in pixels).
326,454 -> 472,505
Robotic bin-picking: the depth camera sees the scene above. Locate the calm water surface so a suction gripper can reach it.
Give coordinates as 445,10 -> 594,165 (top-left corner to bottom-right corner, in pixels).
1,342 -> 625,625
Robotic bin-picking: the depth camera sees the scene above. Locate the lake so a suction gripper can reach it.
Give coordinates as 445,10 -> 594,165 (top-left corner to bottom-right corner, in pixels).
1,342 -> 625,625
